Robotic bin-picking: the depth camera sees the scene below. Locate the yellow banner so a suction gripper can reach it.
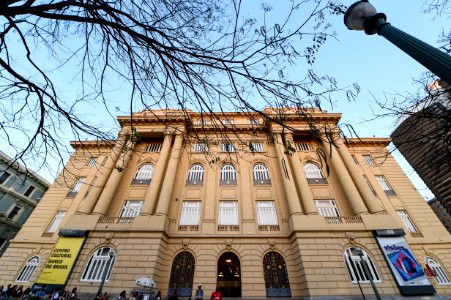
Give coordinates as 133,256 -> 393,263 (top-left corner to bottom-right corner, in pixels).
37,236 -> 85,285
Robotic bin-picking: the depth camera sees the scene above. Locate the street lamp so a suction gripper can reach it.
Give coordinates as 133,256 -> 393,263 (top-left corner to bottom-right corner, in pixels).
344,0 -> 451,85
98,250 -> 115,294
354,249 -> 381,300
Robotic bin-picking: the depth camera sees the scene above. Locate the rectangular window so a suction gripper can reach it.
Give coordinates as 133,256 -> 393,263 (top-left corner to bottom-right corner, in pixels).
120,200 -> 143,218
192,143 -> 208,152
351,155 -> 359,165
256,201 -> 278,225
295,142 -> 312,151
23,185 -> 36,197
249,142 -> 264,152
179,201 -> 201,226
220,143 -> 236,153
7,205 -> 22,220
0,171 -> 11,184
47,211 -> 66,233
218,201 -> 239,225
363,155 -> 376,166
67,177 -> 86,197
86,157 -> 97,167
397,210 -> 418,233
101,157 -> 108,166
363,175 -> 377,196
146,143 -> 162,152
195,119 -> 212,126
315,200 -> 340,217
375,175 -> 396,196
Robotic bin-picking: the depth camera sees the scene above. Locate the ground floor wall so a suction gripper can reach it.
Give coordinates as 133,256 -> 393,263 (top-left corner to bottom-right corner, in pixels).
1,230 -> 451,299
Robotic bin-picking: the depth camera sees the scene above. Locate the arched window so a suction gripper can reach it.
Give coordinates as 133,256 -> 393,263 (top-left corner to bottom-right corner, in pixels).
263,252 -> 291,297
132,164 -> 154,184
303,162 -> 327,184
186,164 -> 204,184
16,256 -> 40,282
253,163 -> 271,184
220,164 -> 237,184
81,247 -> 116,282
344,247 -> 381,283
425,257 -> 451,285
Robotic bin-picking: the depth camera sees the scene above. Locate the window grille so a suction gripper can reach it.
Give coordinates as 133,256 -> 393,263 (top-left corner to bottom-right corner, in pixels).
263,252 -> 291,297
218,201 -> 239,225
222,119 -> 235,125
220,143 -> 236,152
363,175 -> 377,196
351,155 -> 359,165
132,164 -> 154,184
67,177 -> 85,197
46,211 -> 66,233
179,201 -> 201,226
187,164 -> 204,184
253,164 -> 270,184
295,142 -> 312,151
86,157 -> 97,167
256,201 -> 278,225
375,175 -> 396,196
363,155 -> 376,166
344,247 -> 381,283
120,201 -> 143,218
0,171 -> 11,184
192,143 -> 208,152
397,210 -> 418,233
146,143 -> 162,152
220,164 -> 237,184
315,200 -> 340,217
81,247 -> 116,282
24,185 -> 36,197
249,142 -> 264,152
16,256 -> 40,282
425,257 -> 451,285
303,162 -> 327,184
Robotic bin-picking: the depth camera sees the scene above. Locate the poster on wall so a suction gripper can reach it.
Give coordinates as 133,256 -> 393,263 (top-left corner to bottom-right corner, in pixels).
376,235 -> 435,295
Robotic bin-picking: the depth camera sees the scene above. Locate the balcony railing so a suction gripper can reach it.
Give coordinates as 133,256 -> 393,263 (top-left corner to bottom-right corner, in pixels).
258,225 -> 280,231
218,225 -> 240,232
178,225 -> 199,231
410,232 -> 424,238
324,216 -> 363,224
98,217 -> 135,224
41,232 -> 54,237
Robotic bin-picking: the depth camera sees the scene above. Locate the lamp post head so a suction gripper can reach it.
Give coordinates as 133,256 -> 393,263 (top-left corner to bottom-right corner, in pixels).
344,1 -> 387,35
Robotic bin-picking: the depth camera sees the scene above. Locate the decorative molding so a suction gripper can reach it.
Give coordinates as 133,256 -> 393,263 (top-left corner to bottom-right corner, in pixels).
225,239 -> 232,249
345,232 -> 355,242
182,239 -> 190,249
267,239 -> 275,249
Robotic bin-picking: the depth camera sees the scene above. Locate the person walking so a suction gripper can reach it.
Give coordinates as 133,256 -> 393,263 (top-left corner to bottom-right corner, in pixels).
118,291 -> 127,300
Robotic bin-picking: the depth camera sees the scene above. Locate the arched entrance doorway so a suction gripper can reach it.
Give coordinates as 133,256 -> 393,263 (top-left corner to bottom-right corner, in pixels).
168,251 -> 195,297
217,252 -> 241,297
263,252 -> 291,297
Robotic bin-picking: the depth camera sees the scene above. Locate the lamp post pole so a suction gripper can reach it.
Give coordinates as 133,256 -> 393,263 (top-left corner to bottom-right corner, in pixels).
344,0 -> 451,85
357,251 -> 381,300
98,251 -> 114,295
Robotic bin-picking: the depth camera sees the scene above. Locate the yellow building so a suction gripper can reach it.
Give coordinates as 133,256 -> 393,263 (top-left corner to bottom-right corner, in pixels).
1,108 -> 451,299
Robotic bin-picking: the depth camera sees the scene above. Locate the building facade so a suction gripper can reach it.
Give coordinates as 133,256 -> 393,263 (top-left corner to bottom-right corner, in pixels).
0,151 -> 50,256
0,108 -> 451,299
428,199 -> 451,234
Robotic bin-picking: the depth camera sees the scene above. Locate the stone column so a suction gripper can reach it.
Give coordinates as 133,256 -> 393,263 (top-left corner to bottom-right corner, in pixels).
274,132 -> 303,216
321,137 -> 368,215
285,134 -> 317,215
140,134 -> 174,215
77,133 -> 127,215
240,157 -> 254,224
335,137 -> 385,214
91,139 -> 135,215
154,134 -> 184,216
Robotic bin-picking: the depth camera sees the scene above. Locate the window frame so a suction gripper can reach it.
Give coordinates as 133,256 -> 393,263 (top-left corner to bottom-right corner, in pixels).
220,142 -> 236,153
179,201 -> 201,226
256,201 -> 278,226
120,200 -> 143,218
220,164 -> 237,185
344,247 -> 381,283
375,175 -> 396,196
67,177 -> 86,197
186,164 -> 204,185
218,201 -> 239,225
253,163 -> 271,185
81,247 -> 116,282
132,164 -> 154,185
363,155 -> 376,166
86,157 -> 97,167
0,171 -> 12,184
46,210 -> 66,233
315,200 -> 340,218
24,185 -> 36,197
7,205 -> 23,220
397,210 -> 419,233
425,257 -> 451,285
16,256 -> 40,282
303,162 -> 327,184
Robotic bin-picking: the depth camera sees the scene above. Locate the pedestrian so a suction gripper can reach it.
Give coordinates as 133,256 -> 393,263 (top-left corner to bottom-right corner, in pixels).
101,292 -> 108,300
209,287 -> 221,300
70,288 -> 78,300
195,284 -> 203,300
118,291 -> 127,300
22,288 -> 31,300
155,291 -> 161,300
16,285 -> 24,298
35,287 -> 47,300
94,292 -> 102,300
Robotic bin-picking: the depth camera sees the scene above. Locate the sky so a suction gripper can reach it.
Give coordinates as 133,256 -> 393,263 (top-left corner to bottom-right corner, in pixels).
2,0 -> 449,200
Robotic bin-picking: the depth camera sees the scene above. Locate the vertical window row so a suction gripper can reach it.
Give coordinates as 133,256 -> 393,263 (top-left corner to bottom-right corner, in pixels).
67,177 -> 86,197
